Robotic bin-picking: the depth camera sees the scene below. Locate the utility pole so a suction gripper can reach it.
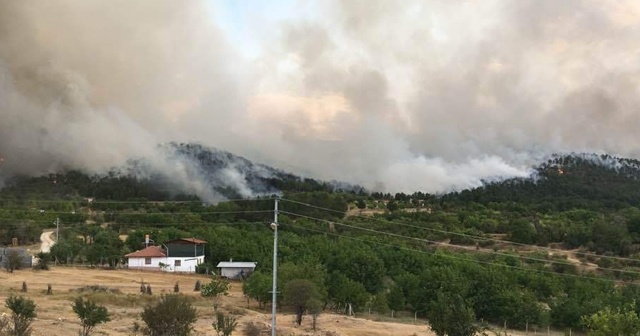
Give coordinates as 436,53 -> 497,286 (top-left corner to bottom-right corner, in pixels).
55,217 -> 60,242
271,197 -> 279,336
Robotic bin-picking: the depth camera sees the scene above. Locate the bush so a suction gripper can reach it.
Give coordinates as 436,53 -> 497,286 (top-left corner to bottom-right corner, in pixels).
212,311 -> 238,336
5,295 -> 37,336
0,314 -> 10,335
72,297 -> 111,336
4,249 -> 23,273
74,285 -> 121,294
34,252 -> 51,270
243,322 -> 261,336
141,294 -> 197,336
201,277 -> 229,297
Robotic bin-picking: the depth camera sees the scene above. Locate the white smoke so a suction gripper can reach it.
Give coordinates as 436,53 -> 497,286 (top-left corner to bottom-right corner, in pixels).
1,0 -> 640,195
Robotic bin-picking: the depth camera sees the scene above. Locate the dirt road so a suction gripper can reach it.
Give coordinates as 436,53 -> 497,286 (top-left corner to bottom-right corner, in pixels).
39,230 -> 55,253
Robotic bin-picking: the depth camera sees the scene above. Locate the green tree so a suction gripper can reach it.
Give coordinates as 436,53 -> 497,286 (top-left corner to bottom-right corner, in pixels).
5,295 -> 37,336
84,229 -> 123,267
508,219 -> 537,244
4,249 -> 23,273
308,297 -> 323,331
582,305 -> 640,336
427,292 -> 477,336
327,272 -> 369,313
201,277 -> 229,297
371,292 -> 390,315
242,271 -> 272,309
284,279 -> 322,326
387,284 -> 406,311
72,297 -> 111,336
50,237 -> 84,264
141,294 -> 197,336
34,252 -> 51,270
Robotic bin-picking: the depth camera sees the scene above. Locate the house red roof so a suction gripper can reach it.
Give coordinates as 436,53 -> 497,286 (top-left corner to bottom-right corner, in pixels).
125,246 -> 166,258
165,238 -> 207,244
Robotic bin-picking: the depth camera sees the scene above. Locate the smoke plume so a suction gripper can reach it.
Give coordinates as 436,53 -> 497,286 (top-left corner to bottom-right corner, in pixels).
1,0 -> 640,195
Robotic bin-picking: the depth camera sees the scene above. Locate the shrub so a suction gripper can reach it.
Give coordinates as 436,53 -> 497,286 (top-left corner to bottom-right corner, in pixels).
34,252 -> 51,270
141,294 -> 197,336
74,285 -> 121,294
0,314 -> 10,335
72,297 -> 111,336
201,277 -> 229,297
5,249 -> 23,273
212,311 -> 238,336
243,322 -> 261,336
5,295 -> 37,336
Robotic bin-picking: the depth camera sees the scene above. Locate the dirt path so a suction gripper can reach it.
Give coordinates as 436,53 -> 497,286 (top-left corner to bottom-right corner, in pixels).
39,230 -> 55,253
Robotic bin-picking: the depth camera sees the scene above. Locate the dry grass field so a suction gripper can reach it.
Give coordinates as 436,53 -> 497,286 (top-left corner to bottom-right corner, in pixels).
0,267 -> 569,335
0,267 -> 438,336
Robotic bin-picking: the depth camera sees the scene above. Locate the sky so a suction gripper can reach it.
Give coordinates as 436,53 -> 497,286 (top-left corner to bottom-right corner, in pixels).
1,0 -> 640,195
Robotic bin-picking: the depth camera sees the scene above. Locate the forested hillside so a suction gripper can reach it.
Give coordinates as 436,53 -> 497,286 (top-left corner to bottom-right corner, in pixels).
3,153 -> 640,333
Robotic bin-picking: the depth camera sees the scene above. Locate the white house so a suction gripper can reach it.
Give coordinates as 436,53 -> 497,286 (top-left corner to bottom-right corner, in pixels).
125,237 -> 207,273
217,260 -> 257,279
125,246 -> 167,271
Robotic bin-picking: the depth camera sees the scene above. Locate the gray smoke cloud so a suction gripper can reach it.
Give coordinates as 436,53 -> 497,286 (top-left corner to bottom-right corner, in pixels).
1,0 -> 640,195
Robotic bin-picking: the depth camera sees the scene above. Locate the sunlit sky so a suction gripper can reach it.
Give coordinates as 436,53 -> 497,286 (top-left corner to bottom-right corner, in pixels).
208,0 -> 312,59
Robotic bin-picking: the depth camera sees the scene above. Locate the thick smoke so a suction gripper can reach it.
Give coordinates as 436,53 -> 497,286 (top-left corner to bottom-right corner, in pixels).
1,0 -> 640,195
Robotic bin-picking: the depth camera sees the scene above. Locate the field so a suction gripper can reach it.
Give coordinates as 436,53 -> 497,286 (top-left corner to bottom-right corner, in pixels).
0,266 -> 572,336
0,267 -> 439,336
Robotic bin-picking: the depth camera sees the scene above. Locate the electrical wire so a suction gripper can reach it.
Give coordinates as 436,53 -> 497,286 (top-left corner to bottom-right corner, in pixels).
279,210 -> 640,277
279,198 -> 640,264
278,222 -> 640,287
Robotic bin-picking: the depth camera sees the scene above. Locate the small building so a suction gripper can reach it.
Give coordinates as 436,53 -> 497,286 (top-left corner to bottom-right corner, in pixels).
0,248 -> 33,269
125,246 -> 167,271
217,260 -> 257,279
125,237 -> 207,273
164,238 -> 207,273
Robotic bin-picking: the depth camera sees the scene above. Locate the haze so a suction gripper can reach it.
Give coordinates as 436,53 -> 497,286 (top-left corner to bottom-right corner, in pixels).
1,0 -> 640,194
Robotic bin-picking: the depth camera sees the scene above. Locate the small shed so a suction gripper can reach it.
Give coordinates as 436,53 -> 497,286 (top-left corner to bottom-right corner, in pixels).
0,248 -> 33,269
217,260 -> 257,279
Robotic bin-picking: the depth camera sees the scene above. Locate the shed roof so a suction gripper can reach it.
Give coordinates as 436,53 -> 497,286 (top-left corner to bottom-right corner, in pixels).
165,238 -> 207,245
217,261 -> 257,268
125,246 -> 166,258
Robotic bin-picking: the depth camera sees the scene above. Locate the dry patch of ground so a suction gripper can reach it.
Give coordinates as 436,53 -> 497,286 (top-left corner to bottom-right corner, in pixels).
0,267 -> 569,336
0,267 -> 436,336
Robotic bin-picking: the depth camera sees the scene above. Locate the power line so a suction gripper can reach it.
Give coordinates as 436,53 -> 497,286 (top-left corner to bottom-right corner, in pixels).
279,210 -> 640,277
278,222 -> 640,287
279,198 -> 640,264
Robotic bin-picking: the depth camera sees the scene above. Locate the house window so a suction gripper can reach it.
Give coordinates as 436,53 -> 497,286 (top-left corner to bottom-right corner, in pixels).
145,257 -> 151,265
174,260 -> 181,267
